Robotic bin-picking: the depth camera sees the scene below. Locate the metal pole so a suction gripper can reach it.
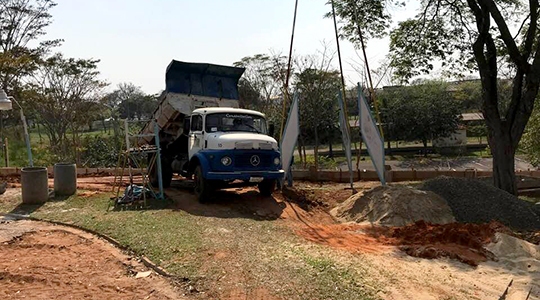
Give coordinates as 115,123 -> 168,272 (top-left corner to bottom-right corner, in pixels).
153,120 -> 164,199
20,110 -> 33,167
279,0 -> 299,142
0,111 -> 5,167
124,119 -> 130,151
4,138 -> 8,167
10,97 -> 33,167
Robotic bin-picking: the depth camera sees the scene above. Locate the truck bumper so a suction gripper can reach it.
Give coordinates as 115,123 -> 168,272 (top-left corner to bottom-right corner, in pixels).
206,170 -> 284,181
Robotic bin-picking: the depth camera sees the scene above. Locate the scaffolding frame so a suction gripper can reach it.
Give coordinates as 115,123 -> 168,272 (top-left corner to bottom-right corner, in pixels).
110,119 -> 164,210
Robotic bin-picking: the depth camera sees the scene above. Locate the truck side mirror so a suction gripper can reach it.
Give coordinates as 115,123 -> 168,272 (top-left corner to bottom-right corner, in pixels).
183,118 -> 191,135
269,123 -> 275,137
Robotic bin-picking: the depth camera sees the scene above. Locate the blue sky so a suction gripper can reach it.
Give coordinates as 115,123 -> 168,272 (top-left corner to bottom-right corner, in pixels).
45,0 -> 417,94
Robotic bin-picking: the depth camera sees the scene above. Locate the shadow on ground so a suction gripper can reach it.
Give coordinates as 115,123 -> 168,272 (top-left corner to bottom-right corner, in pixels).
165,179 -> 286,220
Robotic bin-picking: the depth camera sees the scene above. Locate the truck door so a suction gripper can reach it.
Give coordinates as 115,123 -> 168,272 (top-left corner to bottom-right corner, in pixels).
188,114 -> 204,159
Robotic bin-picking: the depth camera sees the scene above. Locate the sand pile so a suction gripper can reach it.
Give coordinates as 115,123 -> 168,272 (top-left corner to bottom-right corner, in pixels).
486,233 -> 540,272
422,177 -> 540,231
331,185 -> 456,226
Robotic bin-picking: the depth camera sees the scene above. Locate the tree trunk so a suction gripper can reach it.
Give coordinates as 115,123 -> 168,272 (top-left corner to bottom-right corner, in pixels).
328,142 -> 333,158
422,139 -> 428,157
489,131 -> 517,195
296,142 -> 303,166
101,117 -> 107,133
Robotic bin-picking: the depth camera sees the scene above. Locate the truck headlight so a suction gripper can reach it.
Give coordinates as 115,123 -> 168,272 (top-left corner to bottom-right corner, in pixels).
221,156 -> 232,166
273,157 -> 280,165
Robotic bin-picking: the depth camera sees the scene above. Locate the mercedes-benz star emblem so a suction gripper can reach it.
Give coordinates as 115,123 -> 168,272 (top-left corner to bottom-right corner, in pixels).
250,155 -> 261,166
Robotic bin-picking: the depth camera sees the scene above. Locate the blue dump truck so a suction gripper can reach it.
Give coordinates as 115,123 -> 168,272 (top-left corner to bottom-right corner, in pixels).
138,60 -> 284,202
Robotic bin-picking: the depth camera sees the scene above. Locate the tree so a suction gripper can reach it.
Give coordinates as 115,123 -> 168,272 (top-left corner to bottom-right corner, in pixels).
294,50 -> 341,169
103,83 -> 158,120
233,53 -> 288,134
24,54 -> 106,160
332,0 -> 540,195
379,80 -> 462,153
0,0 -> 60,90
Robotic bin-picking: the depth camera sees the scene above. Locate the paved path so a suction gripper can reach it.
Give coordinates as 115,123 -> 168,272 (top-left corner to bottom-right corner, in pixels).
335,157 -> 534,171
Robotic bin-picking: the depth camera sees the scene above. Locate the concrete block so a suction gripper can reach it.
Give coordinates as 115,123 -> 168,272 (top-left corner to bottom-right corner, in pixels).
0,167 -> 17,176
86,168 -> 98,175
392,170 -> 414,182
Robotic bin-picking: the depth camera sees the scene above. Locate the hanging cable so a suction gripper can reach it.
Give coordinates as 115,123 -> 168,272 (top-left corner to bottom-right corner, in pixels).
352,3 -> 385,138
279,0 -> 299,142
331,0 -> 349,121
331,0 -> 356,193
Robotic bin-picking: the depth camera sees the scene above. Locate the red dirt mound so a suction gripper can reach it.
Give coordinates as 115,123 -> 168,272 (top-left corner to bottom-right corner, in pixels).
388,220 -> 506,266
296,224 -> 396,254
296,220 -> 508,266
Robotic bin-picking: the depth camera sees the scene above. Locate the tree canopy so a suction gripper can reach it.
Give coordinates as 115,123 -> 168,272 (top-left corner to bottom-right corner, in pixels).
379,80 -> 462,150
332,0 -> 540,194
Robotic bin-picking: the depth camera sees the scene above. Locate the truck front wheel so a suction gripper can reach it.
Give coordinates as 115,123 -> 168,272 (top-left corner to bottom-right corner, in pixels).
193,166 -> 211,203
258,179 -> 276,196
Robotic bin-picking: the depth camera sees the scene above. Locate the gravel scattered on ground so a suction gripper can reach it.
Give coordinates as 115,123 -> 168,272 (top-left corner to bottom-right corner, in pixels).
331,185 -> 456,226
421,177 -> 540,231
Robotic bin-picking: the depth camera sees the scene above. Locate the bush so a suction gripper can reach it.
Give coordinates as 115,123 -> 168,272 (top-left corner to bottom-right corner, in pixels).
80,135 -> 122,167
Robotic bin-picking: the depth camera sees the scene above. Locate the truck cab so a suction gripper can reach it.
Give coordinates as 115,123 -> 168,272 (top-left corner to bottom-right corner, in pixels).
187,107 -> 284,200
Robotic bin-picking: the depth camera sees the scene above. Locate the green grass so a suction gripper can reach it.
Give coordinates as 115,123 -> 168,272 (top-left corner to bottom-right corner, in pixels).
520,196 -> 540,204
0,192 -> 380,299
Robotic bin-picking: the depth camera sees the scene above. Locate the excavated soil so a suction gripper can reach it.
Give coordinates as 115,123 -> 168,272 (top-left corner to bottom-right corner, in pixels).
331,185 -> 456,226
297,221 -> 504,266
388,220 -> 504,266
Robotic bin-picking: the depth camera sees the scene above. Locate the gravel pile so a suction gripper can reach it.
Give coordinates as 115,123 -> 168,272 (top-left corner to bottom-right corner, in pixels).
421,177 -> 540,231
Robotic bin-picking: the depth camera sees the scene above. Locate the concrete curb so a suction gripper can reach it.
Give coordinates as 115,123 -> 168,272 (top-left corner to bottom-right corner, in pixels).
0,167 -> 538,183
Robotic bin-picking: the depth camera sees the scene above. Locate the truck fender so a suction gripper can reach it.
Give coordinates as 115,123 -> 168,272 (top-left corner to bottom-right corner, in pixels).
188,153 -> 211,178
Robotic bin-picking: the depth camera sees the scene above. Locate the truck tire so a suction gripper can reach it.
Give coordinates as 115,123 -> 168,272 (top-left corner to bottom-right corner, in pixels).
193,166 -> 211,203
149,155 -> 173,188
258,179 -> 276,196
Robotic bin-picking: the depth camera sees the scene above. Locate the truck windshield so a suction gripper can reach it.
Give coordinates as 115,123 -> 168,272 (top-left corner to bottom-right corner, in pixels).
205,113 -> 267,134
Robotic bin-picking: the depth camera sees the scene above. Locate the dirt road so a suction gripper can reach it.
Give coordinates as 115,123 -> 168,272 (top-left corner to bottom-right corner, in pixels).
0,217 -> 182,299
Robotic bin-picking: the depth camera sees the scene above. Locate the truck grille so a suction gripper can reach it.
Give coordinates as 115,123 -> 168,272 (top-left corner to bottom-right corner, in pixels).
234,153 -> 272,169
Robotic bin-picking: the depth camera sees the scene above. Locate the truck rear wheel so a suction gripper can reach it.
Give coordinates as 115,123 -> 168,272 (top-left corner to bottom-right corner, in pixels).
258,179 -> 276,196
194,166 -> 211,203
149,154 -> 173,188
